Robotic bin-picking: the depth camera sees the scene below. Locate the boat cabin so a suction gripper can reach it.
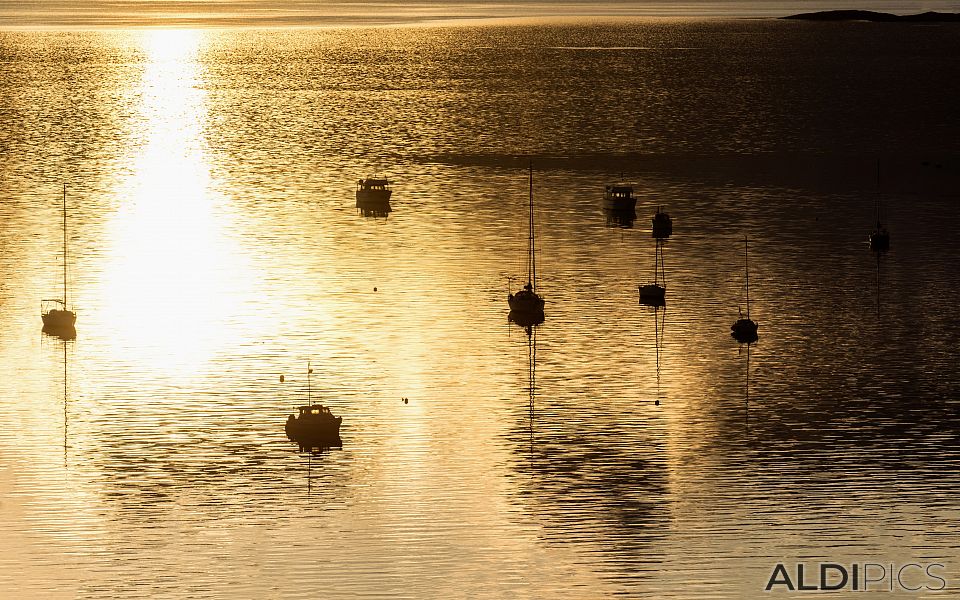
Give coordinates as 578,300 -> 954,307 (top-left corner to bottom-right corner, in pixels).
605,184 -> 635,200
358,178 -> 391,191
295,404 -> 335,418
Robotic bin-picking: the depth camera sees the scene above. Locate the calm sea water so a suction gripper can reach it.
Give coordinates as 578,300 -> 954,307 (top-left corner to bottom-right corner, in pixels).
1,19 -> 959,599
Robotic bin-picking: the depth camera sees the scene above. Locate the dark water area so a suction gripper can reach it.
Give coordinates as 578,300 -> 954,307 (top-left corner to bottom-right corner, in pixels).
1,18 -> 959,598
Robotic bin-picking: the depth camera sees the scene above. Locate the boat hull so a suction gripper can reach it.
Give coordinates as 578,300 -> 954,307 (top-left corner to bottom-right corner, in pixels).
42,308 -> 76,327
869,230 -> 890,252
652,217 -> 673,239
356,189 -> 392,204
731,318 -> 759,343
42,309 -> 77,339
603,196 -> 637,212
639,284 -> 666,307
508,290 -> 545,312
285,415 -> 343,443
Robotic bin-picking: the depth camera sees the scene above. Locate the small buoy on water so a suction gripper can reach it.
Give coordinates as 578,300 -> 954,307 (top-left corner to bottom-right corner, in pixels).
654,399 -> 659,406
280,374 -> 285,383
403,397 -> 408,404
374,287 -> 378,292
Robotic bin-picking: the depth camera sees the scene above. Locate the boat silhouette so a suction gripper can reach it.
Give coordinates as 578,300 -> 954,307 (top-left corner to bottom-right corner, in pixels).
283,362 -> 343,446
41,184 -> 76,340
731,236 -> 759,343
508,162 -> 545,325
639,239 -> 666,307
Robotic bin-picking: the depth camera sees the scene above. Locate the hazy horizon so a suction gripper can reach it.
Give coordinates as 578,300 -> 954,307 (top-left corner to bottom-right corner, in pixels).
3,0 -> 960,27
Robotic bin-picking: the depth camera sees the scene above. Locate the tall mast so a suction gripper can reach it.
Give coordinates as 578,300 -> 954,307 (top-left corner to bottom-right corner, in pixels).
744,236 -> 750,320
62,184 -> 68,308
875,159 -> 882,226
528,161 -> 536,291
307,360 -> 312,404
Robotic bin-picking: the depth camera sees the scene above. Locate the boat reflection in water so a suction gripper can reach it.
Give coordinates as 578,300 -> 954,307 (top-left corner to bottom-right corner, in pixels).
652,305 -> 665,406
357,203 -> 392,218
603,207 -> 637,229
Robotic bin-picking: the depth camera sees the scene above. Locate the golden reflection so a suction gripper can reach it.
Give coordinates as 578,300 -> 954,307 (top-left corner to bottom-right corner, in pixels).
92,30 -> 254,376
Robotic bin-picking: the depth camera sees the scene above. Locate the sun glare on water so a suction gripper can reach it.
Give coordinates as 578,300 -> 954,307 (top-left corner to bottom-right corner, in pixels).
92,30 -> 256,378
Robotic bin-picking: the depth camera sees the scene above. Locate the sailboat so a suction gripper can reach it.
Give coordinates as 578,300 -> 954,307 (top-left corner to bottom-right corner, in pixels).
731,236 -> 759,343
652,205 -> 673,239
639,239 -> 666,307
508,162 -> 545,326
41,184 -> 77,339
869,161 -> 890,252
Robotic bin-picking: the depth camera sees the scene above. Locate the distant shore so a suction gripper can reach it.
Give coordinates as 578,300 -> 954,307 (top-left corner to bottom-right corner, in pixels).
782,10 -> 960,22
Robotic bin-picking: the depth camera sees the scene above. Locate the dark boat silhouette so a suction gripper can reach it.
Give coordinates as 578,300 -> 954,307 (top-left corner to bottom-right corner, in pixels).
603,181 -> 638,212
652,205 -> 673,239
508,162 -> 545,324
284,363 -> 343,445
639,239 -> 666,307
356,175 -> 392,203
41,184 -> 76,340
731,236 -> 759,343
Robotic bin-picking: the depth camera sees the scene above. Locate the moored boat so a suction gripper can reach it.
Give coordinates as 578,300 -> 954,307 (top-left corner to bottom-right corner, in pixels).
652,206 -> 673,238
731,236 -> 758,343
508,162 -> 545,325
639,239 -> 666,307
41,184 -> 76,340
283,362 -> 343,444
356,176 -> 393,204
604,182 -> 638,211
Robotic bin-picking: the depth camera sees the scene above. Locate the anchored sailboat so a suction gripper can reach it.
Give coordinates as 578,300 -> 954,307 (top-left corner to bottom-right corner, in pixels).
508,162 -> 545,326
41,184 -> 76,340
639,239 -> 666,307
731,236 -> 758,343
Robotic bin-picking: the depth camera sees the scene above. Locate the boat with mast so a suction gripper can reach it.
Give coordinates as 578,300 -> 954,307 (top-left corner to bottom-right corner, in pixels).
869,161 -> 890,252
731,236 -> 758,343
284,361 -> 343,445
652,205 -> 673,238
41,184 -> 76,339
639,239 -> 666,307
508,162 -> 545,326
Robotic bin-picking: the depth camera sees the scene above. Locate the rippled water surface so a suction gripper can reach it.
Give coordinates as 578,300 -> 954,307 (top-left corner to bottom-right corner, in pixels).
2,20 -> 959,598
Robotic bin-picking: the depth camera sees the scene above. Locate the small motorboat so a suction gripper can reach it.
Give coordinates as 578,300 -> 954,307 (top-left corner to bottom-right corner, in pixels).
356,176 -> 393,204
604,183 -> 638,212
283,362 -> 343,445
285,404 -> 343,443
